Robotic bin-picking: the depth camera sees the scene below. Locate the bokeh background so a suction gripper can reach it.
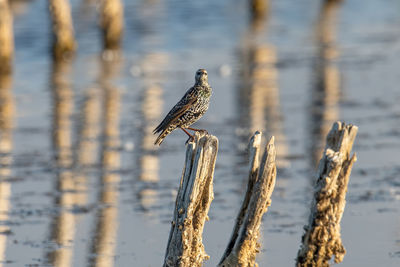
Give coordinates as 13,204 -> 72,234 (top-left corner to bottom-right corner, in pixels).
0,0 -> 399,266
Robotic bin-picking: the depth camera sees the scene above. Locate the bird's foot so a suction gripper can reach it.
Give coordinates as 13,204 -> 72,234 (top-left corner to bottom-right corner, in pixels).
187,127 -> 208,134
199,129 -> 209,134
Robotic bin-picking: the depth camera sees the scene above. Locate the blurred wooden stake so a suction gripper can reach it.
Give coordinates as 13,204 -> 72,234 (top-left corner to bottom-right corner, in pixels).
164,132 -> 218,267
100,0 -> 123,50
296,122 -> 358,267
219,132 -> 276,267
48,0 -> 76,60
250,0 -> 268,21
0,0 -> 14,74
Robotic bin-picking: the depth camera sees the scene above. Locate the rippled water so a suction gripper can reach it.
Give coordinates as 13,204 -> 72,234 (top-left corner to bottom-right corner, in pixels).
1,0 -> 399,266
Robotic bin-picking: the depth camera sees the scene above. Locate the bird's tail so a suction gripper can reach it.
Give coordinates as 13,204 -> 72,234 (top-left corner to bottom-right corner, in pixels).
154,128 -> 172,145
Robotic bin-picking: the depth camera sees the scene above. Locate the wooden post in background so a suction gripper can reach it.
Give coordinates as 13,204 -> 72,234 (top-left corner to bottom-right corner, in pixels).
250,0 -> 268,21
0,0 -> 14,74
163,132 -> 218,267
219,132 -> 277,267
48,0 -> 76,60
100,0 -> 123,50
297,122 -> 358,266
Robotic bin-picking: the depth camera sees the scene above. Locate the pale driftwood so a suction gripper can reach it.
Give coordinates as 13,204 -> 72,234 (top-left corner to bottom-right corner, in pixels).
0,0 -> 14,74
100,0 -> 123,50
296,121 -> 358,267
48,0 -> 76,59
164,132 -> 218,267
219,132 -> 277,267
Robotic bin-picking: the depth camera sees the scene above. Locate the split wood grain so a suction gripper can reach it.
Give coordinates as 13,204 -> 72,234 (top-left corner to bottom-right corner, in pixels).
164,132 -> 218,267
219,131 -> 277,267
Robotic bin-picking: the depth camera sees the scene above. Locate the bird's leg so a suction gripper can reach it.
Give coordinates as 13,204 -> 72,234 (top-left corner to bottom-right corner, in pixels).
187,127 -> 208,134
181,127 -> 193,137
181,128 -> 194,144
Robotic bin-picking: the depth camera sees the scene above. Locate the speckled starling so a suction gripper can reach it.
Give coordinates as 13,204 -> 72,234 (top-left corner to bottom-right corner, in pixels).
153,69 -> 212,145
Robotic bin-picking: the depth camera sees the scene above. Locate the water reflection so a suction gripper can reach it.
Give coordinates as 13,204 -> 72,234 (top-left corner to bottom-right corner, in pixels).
74,87 -> 102,206
130,0 -> 168,215
47,58 -> 76,267
137,83 -> 162,211
88,54 -> 122,267
0,72 -> 14,267
136,53 -> 167,213
237,6 -> 288,168
309,0 -> 341,166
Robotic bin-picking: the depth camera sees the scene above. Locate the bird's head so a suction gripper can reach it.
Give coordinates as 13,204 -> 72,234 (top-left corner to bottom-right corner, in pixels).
195,69 -> 208,85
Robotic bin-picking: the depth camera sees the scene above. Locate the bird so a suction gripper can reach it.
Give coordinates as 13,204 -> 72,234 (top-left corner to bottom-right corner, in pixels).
153,69 -> 212,145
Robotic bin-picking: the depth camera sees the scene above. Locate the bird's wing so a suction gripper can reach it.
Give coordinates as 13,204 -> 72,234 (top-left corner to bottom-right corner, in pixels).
153,92 -> 197,134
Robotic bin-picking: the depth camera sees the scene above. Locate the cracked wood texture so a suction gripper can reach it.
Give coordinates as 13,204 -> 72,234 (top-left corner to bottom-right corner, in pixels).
219,131 -> 277,267
163,132 -> 218,267
296,121 -> 358,267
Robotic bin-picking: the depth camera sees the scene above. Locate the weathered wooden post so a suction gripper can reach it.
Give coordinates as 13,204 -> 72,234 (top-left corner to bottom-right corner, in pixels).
296,122 -> 358,266
219,131 -> 277,267
100,0 -> 123,50
0,0 -> 14,74
48,0 -> 76,60
163,132 -> 218,267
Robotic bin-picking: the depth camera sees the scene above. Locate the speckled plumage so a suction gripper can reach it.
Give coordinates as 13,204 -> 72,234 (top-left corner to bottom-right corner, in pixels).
153,69 -> 212,145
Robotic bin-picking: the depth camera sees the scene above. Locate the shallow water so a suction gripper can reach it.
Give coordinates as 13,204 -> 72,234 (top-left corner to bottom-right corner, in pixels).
1,0 -> 399,266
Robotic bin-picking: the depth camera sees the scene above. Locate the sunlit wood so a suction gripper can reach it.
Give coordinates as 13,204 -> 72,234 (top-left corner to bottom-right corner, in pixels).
164,132 -> 218,267
219,133 -> 276,267
297,122 -> 357,266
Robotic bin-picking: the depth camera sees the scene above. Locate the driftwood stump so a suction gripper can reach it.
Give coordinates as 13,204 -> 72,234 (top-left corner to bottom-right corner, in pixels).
297,121 -> 358,266
163,132 -> 218,267
219,131 -> 277,267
